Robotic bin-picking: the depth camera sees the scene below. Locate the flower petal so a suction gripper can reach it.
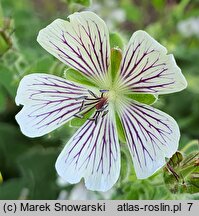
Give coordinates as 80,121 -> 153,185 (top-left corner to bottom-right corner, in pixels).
119,100 -> 180,179
55,110 -> 120,192
15,73 -> 88,137
119,30 -> 187,94
37,12 -> 110,83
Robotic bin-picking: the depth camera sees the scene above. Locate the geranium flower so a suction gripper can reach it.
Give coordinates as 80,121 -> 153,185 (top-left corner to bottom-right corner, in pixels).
15,12 -> 187,191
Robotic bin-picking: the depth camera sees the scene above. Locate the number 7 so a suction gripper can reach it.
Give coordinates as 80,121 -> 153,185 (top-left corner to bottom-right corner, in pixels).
187,203 -> 193,211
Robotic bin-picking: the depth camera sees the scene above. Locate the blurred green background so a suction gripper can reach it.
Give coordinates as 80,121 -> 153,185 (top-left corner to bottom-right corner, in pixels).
0,0 -> 198,199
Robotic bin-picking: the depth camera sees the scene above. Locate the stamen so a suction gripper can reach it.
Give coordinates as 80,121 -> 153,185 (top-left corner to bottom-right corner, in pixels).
99,89 -> 108,98
89,111 -> 101,125
84,101 -> 100,106
75,104 -> 97,118
84,98 -> 99,101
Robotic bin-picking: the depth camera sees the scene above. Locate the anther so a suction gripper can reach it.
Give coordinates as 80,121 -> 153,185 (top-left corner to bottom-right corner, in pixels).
75,96 -> 88,101
79,100 -> 85,111
102,110 -> 109,118
99,90 -> 108,93
74,114 -> 84,119
88,90 -> 98,99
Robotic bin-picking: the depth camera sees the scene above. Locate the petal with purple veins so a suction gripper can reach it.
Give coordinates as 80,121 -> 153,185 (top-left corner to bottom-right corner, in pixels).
119,100 -> 180,179
119,30 -> 187,94
37,12 -> 110,84
15,73 -> 88,137
55,109 -> 120,192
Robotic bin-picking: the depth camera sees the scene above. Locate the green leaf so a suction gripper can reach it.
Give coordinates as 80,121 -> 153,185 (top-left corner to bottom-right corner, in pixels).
185,74 -> 199,94
174,0 -> 191,20
110,32 -> 124,50
17,147 -> 59,199
64,68 -> 97,87
26,56 -> 54,74
0,88 -> 6,113
0,123 -> 30,178
0,33 -> 10,55
0,172 -> 2,183
67,0 -> 91,7
122,3 -> 142,22
127,93 -> 157,105
152,0 -> 165,11
25,56 -> 66,78
0,3 -> 4,28
0,64 -> 17,98
0,178 -> 28,199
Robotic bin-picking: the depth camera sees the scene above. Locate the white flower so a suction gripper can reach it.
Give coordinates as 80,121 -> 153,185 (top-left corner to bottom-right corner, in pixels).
89,1 -> 126,30
56,177 -> 112,200
15,12 -> 187,192
68,182 -> 99,200
177,17 -> 199,38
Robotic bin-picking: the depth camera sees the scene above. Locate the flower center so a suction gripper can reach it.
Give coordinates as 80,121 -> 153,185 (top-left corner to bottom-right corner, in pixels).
105,83 -> 127,111
107,90 -> 117,102
73,75 -> 128,124
74,90 -> 109,124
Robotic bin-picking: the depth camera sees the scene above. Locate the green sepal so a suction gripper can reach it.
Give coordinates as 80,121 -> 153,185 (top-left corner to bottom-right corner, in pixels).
69,109 -> 94,128
118,147 -> 132,184
181,140 -> 199,155
180,162 -> 198,179
110,48 -> 122,82
64,68 -> 97,87
163,148 -> 199,194
167,151 -> 183,168
188,171 -> 199,194
127,93 -> 157,105
110,32 -> 124,50
115,112 -> 126,143
69,117 -> 87,128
